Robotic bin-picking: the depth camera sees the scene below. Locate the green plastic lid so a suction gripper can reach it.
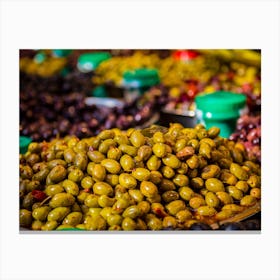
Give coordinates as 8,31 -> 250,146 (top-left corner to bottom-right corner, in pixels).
34,52 -> 46,64
77,52 -> 111,73
195,91 -> 246,120
52,49 -> 72,57
20,136 -> 32,154
123,68 -> 160,88
92,85 -> 108,97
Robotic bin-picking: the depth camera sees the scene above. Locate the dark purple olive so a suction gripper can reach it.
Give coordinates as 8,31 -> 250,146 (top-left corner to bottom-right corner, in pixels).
189,222 -> 212,230
243,219 -> 261,230
219,222 -> 246,230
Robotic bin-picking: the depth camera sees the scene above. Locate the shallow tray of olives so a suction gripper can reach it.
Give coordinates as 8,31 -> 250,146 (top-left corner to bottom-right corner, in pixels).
19,123 -> 261,231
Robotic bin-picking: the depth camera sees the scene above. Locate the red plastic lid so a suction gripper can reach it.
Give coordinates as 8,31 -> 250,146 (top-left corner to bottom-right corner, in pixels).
173,50 -> 199,61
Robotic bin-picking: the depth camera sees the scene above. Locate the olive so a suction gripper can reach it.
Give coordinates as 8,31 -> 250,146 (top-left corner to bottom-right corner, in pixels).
173,174 -> 189,187
149,170 -> 163,184
130,130 -> 145,148
74,152 -> 88,171
174,138 -> 187,153
32,168 -> 50,182
119,173 -> 137,189
47,165 -> 67,184
49,193 -> 75,208
91,164 -> 106,182
162,216 -> 177,229
190,177 -> 204,189
222,204 -> 244,213
176,209 -> 193,223
114,134 -> 129,145
68,168 -> 84,183
186,155 -> 199,169
45,184 -> 64,196
84,215 -> 107,230
159,178 -> 176,192
132,168 -> 150,181
87,150 -> 105,163
20,165 -> 33,179
101,159 -> 121,174
107,147 -> 122,160
199,142 -> 211,159
216,191 -> 233,205
147,216 -> 163,230
166,200 -> 186,216
138,201 -> 151,216
20,209 -> 33,227
140,181 -> 158,198
247,175 -> 261,188
47,207 -> 71,222
219,170 -> 238,185
64,148 -> 76,164
41,221 -> 58,231
137,145 -> 153,161
98,195 -> 116,208
189,196 -> 206,209
153,131 -> 165,143
136,218 -> 148,230
118,144 -> 137,157
205,192 -> 220,208
250,188 -> 261,199
122,217 -> 137,230
81,176 -> 94,189
240,195 -> 257,206
179,187 -> 194,201
219,222 -> 245,230
197,206 -> 217,216
26,153 -> 40,166
105,174 -> 119,186
215,209 -> 234,221
162,190 -> 179,203
122,205 -> 140,219
162,154 -> 181,169
97,130 -> 115,140
112,198 -> 130,214
152,143 -> 167,158
31,220 -> 43,230
146,155 -> 161,171
161,166 -> 175,179
201,165 -> 220,179
120,154 -> 135,171
88,207 -> 103,217
128,189 -> 144,203
243,219 -> 261,230
230,163 -> 249,180
235,181 -> 249,193
107,214 -> 123,226
205,178 -> 225,192
226,186 -> 244,200
47,159 -> 67,170
32,206 -> 51,221
98,139 -> 116,154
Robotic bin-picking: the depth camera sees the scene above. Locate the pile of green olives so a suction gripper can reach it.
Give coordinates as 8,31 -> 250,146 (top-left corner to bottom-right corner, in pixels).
19,123 -> 261,231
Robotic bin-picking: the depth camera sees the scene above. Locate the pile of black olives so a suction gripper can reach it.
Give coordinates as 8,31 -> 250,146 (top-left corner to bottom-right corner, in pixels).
20,123 -> 261,231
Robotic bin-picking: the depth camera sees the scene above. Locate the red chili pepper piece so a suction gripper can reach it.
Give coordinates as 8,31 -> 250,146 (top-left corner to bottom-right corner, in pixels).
31,190 -> 47,201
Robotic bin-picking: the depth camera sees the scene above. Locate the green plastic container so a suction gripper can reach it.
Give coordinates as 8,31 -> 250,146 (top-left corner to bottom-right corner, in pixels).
52,49 -> 72,57
20,136 -> 32,154
122,68 -> 160,102
77,52 -> 111,73
195,91 -> 247,138
92,85 -> 108,98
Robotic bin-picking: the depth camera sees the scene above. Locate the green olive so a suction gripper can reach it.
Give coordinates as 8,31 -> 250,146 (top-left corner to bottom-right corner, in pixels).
173,174 -> 189,187
87,150 -> 105,163
161,166 -> 175,179
27,142 -> 41,153
118,144 -> 137,157
153,131 -> 165,143
146,155 -> 161,171
197,205 -> 217,216
77,190 -> 90,204
166,200 -> 186,216
132,168 -> 150,181
179,186 -> 194,201
32,206 -> 51,221
208,127 -> 220,138
119,173 -> 137,189
128,189 -> 144,203
130,130 -> 145,148
159,178 -> 176,192
219,170 -> 238,185
81,176 -> 94,189
98,195 -> 116,208
216,191 -> 233,205
240,195 -> 257,206
137,145 -> 153,161
235,181 -> 249,193
162,216 -> 177,229
162,154 -> 181,169
68,168 -> 84,183
146,215 -> 163,230
47,159 -> 67,170
174,138 -> 187,153
226,186 -> 244,200
91,164 -> 107,182
140,181 -> 158,198
205,192 -> 220,208
162,190 -> 179,203
107,147 -> 122,160
120,154 -> 135,171
97,129 -> 115,140
107,214 -> 123,226
250,188 -> 261,199
201,165 -> 220,179
101,159 -> 121,174
45,184 -> 64,196
41,221 -> 58,231
122,217 -> 137,230
112,198 -> 131,214
230,163 -> 249,180
149,170 -> 163,184
136,218 -> 147,230
73,152 -> 88,171
31,220 -> 43,230
122,205 -> 141,219
138,201 -> 151,216
93,181 -> 113,196
62,179 -> 80,196
205,178 -> 225,192
189,196 -> 206,209
177,162 -> 189,175
114,134 -> 129,145
49,193 -> 75,208
190,177 -> 204,189
88,207 -> 103,217
247,175 -> 261,188
187,139 -> 199,151
186,155 -> 199,169
84,215 -> 107,230
151,203 -> 168,217
152,143 -> 167,158
63,148 -> 76,164
47,207 -> 70,222
176,209 -> 193,223
231,148 -> 243,164
222,204 -> 244,213
46,165 -> 67,184
19,165 -> 33,180
32,168 -> 49,182
215,209 -> 234,220
20,209 -> 33,227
